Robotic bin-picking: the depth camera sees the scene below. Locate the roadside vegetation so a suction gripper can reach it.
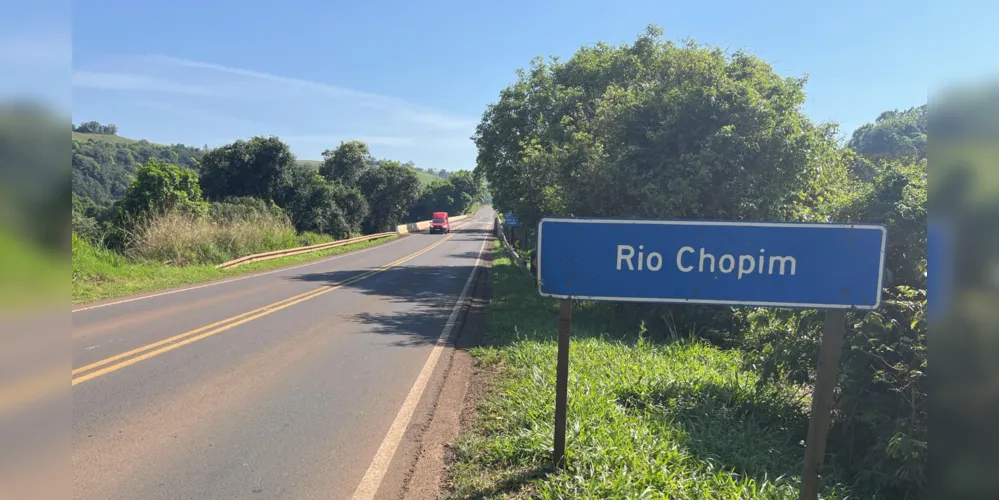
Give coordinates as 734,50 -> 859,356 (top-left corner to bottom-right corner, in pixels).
72,125 -> 485,304
72,231 -> 398,304
456,25 -> 931,499
448,243 -> 858,499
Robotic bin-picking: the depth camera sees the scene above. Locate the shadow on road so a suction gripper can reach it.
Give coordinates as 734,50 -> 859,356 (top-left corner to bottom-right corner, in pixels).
283,237 -> 494,348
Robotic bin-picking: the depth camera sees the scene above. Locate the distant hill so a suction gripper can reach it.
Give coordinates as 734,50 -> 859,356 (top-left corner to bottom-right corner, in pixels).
72,129 -> 452,210
73,132 -> 321,169
73,132 -> 206,208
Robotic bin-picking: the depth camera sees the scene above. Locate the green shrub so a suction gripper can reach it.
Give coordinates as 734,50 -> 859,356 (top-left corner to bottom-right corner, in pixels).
739,158 -> 928,498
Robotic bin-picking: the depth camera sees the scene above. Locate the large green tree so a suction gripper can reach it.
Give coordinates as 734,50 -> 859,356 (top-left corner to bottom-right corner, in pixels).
198,136 -> 295,202
848,105 -> 927,161
319,140 -> 370,187
277,166 -> 351,237
357,160 -> 421,233
113,159 -> 206,220
475,25 -> 853,230
106,159 -> 207,248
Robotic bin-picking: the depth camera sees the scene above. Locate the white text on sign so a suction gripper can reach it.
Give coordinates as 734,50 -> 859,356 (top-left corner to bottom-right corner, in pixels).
615,245 -> 797,280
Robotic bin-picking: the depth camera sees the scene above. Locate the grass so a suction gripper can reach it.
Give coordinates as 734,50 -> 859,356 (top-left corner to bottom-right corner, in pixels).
412,169 -> 442,185
72,232 -> 398,305
72,131 -> 141,145
445,241 -> 861,499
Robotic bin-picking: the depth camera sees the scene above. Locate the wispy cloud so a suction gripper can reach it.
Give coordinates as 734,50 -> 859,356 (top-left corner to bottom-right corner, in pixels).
74,54 -> 478,130
141,55 -> 479,130
72,54 -> 479,169
73,71 -> 228,97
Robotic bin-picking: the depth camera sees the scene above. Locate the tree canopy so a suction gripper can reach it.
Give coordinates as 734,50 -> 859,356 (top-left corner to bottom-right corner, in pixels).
848,105 -> 927,161
198,136 -> 296,202
319,140 -> 370,186
357,160 -> 422,233
474,25 -> 853,230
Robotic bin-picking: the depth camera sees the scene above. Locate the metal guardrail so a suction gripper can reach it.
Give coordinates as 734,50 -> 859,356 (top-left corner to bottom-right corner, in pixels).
495,217 -> 533,278
216,212 -> 478,270
216,232 -> 395,269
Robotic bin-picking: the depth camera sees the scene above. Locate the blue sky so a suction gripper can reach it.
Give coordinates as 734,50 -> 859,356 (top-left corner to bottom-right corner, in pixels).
29,0 -> 998,169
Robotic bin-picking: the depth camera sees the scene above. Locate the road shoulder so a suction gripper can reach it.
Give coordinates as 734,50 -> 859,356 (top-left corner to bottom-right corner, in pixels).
371,234 -> 493,500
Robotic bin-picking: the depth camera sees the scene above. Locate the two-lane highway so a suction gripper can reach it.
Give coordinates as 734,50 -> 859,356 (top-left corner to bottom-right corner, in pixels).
72,207 -> 495,500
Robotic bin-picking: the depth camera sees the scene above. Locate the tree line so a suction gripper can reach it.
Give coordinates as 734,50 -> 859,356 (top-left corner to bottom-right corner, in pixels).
73,134 -> 484,253
475,25 -> 927,498
74,120 -> 119,135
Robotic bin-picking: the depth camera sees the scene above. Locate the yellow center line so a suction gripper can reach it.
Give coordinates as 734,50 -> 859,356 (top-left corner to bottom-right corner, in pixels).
71,232 -> 456,386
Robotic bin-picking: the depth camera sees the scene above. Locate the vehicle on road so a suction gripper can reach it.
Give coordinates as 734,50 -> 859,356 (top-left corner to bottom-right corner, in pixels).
430,212 -> 450,234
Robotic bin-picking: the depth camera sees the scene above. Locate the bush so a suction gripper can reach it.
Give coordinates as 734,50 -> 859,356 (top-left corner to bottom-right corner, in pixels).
738,288 -> 926,498
126,209 -> 315,266
72,210 -> 100,243
738,158 -> 928,498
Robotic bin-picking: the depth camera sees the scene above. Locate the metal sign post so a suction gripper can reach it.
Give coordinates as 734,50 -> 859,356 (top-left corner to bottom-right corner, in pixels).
535,216 -> 887,494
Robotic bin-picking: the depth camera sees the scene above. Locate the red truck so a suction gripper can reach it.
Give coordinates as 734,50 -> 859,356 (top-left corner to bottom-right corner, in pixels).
430,211 -> 450,234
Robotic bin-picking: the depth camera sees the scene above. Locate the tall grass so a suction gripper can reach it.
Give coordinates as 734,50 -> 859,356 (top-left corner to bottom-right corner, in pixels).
126,210 -> 330,266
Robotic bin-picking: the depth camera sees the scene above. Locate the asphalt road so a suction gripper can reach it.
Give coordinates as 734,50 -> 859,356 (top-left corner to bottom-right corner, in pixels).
72,207 -> 495,500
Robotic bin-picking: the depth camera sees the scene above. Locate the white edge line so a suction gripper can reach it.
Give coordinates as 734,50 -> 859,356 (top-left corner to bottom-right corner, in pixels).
72,220 -> 479,314
352,222 -> 488,500
536,218 -> 887,310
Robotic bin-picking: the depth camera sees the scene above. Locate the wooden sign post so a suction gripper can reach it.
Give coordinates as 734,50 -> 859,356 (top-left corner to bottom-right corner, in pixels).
799,310 -> 848,500
553,299 -> 572,469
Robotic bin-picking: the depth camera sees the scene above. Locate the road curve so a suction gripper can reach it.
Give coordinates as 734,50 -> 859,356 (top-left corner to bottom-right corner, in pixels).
72,207 -> 495,500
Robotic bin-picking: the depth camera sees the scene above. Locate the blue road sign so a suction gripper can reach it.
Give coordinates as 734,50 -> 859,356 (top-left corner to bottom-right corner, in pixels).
537,217 -> 887,310
504,213 -> 521,226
